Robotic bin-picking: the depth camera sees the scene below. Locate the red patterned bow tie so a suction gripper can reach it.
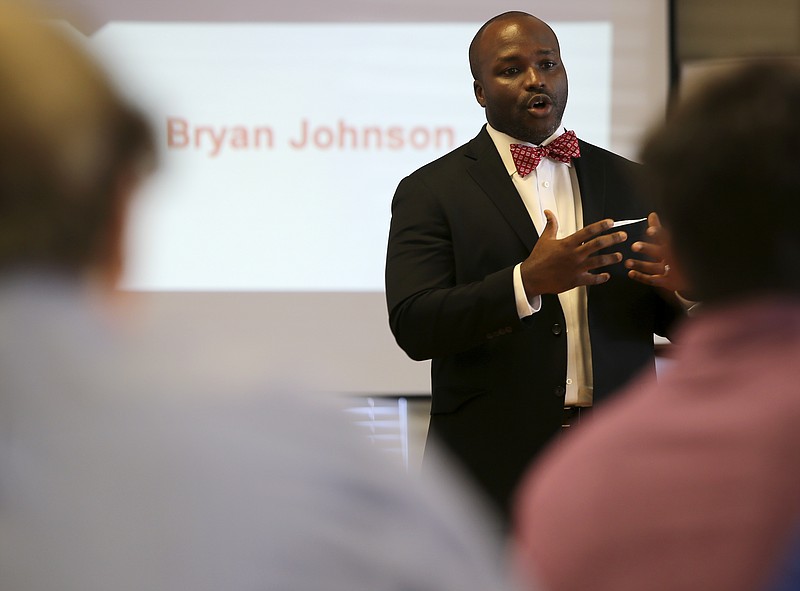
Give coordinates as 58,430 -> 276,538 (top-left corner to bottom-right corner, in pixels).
510,130 -> 581,177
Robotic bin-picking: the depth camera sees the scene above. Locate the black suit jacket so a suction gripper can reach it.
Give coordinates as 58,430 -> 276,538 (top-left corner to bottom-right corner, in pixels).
385,127 -> 681,517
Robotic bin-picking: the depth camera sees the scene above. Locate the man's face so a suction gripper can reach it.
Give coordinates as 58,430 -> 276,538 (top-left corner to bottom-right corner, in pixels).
473,16 -> 568,144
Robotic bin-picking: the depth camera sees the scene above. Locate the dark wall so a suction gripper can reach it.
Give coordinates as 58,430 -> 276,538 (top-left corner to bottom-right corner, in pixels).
675,0 -> 800,62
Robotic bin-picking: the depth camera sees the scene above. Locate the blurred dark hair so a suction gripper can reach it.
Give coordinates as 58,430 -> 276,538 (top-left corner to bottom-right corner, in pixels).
0,1 -> 155,275
640,59 -> 800,303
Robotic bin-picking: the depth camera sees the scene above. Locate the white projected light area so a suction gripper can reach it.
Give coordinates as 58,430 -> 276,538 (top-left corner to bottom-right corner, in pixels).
88,22 -> 612,292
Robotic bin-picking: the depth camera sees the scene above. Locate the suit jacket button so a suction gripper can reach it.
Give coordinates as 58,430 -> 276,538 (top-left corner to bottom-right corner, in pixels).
554,385 -> 566,397
551,323 -> 563,335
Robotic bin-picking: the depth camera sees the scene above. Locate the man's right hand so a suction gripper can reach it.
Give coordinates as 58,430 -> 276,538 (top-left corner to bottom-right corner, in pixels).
520,209 -> 627,296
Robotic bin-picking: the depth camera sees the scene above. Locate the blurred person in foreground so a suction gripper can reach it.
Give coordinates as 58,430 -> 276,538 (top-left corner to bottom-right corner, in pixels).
512,58 -> 800,591
0,2 -> 521,590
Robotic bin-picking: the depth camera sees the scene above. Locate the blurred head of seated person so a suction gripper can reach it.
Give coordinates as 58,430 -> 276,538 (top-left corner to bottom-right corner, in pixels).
0,3 -> 523,591
511,58 -> 800,591
0,2 -> 153,289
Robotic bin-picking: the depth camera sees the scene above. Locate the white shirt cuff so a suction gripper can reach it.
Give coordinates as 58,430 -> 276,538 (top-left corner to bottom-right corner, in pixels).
514,263 -> 541,318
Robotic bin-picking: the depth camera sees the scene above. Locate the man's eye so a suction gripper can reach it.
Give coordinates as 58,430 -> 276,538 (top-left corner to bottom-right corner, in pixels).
541,61 -> 557,70
501,67 -> 520,76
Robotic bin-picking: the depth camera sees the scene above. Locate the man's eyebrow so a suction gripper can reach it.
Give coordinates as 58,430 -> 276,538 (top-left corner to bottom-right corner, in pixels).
495,49 -> 557,63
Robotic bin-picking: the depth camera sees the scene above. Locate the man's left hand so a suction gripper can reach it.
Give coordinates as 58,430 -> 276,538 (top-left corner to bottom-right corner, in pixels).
624,212 -> 687,293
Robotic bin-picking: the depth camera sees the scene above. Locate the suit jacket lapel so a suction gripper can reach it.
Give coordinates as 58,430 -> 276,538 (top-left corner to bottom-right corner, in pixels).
573,140 -> 606,226
463,127 -> 539,252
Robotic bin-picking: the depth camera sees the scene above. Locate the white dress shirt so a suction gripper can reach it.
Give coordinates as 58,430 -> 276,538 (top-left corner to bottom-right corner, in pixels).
486,124 -> 593,406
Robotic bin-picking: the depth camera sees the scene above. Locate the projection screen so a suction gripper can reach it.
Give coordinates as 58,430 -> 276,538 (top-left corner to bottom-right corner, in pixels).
46,0 -> 671,395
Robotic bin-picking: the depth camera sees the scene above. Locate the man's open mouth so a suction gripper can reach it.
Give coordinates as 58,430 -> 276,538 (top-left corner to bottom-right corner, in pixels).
526,95 -> 554,120
528,94 -> 553,112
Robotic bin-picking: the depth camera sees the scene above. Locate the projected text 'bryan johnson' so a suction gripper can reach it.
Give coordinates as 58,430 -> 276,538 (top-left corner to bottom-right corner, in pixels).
167,117 -> 456,157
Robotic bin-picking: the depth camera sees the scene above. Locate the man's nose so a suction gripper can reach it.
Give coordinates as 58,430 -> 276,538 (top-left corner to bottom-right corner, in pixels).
525,67 -> 544,88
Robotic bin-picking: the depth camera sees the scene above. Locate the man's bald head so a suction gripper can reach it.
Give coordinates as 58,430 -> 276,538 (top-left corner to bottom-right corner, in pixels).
468,12 -> 558,81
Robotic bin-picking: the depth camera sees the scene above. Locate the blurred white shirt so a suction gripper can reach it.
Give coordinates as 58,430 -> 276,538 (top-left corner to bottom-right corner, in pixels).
0,272 -> 524,591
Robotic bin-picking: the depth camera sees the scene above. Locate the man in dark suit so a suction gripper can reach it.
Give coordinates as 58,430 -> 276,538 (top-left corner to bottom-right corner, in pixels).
385,11 -> 684,520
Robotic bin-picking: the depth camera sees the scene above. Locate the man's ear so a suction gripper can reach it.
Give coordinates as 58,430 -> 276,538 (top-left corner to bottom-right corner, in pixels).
96,167 -> 139,290
473,80 -> 486,107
